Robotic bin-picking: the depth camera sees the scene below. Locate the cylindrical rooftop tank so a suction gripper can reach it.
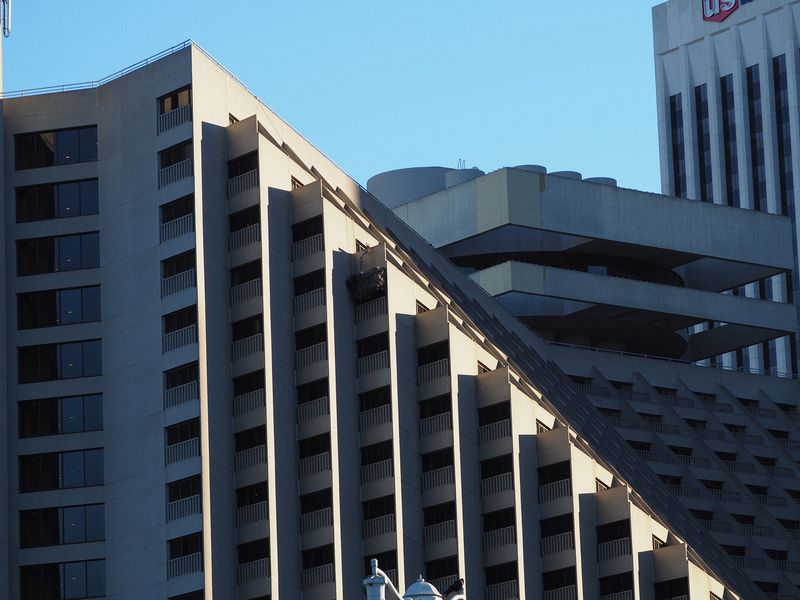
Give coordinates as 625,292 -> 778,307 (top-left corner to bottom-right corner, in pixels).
366,167 -> 451,209
584,177 -> 618,187
513,164 -> 548,174
550,170 -> 582,180
445,167 -> 484,188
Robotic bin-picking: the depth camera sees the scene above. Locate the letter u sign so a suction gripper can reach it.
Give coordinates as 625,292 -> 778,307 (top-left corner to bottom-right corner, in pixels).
703,0 -> 739,22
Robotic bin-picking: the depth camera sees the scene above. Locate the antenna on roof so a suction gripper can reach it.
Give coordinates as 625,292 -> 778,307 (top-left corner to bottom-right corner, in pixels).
2,0 -> 10,37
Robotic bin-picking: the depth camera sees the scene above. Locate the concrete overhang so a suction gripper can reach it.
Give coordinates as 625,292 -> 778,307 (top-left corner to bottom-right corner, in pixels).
394,168 -> 793,272
470,261 -> 796,336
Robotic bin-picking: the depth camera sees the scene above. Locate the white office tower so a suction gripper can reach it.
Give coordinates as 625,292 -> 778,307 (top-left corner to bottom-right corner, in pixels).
653,0 -> 800,376
0,43 -> 759,600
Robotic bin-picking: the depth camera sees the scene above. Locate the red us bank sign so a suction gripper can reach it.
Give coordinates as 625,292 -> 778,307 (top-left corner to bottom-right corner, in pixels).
702,0 -> 754,22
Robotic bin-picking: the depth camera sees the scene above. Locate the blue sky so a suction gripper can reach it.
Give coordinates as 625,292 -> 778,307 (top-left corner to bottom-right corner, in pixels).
5,1 -> 666,192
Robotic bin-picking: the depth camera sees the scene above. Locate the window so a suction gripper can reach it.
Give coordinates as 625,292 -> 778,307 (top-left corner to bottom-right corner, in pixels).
18,340 -> 102,383
294,269 -> 325,296
424,555 -> 458,581
600,572 -> 633,596
357,332 -> 389,358
362,441 -> 393,466
18,286 -> 101,329
747,64 -> 766,211
655,578 -> 688,600
160,195 -> 194,224
17,233 -> 99,276
773,54 -> 793,216
363,494 -> 395,520
228,151 -> 258,178
232,315 -> 263,342
19,394 -> 102,438
296,324 -> 326,350
292,216 -> 323,243
159,87 -> 191,114
169,533 -> 202,559
16,179 -> 98,223
238,538 -> 269,564
540,513 -> 573,538
597,519 -> 630,543
720,74 -> 739,207
19,449 -> 103,492
15,126 -> 97,170
231,260 -> 262,288
165,363 -> 198,390
483,507 -> 515,531
291,176 -> 304,190
542,566 -> 576,591
20,504 -> 105,547
422,447 -> 453,473
162,250 -> 195,278
418,342 -> 448,366
235,427 -> 266,452
299,433 -> 330,459
420,394 -> 451,419
238,481 -> 268,508
235,369 -> 265,396
478,401 -> 510,426
160,140 -> 192,170
302,544 -> 334,570
485,562 -> 517,586
423,501 -> 456,527
359,386 -> 390,412
168,476 -> 201,503
166,419 -> 200,446
163,306 -> 197,334
538,460 -> 570,485
669,94 -> 686,198
297,378 -> 328,406
21,560 -> 105,600
694,84 -> 712,202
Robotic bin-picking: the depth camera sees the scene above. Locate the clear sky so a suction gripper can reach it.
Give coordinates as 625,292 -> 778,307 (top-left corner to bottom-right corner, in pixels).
4,0 -> 666,192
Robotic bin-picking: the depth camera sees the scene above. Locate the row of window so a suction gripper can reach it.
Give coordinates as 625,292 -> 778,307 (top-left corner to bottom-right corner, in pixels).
15,126 -> 98,171
16,179 -> 99,223
19,394 -> 103,438
20,504 -> 105,548
17,233 -> 99,276
19,449 -> 103,492
669,54 -> 794,214
21,560 -> 105,600
19,340 -> 102,383
18,286 -> 100,329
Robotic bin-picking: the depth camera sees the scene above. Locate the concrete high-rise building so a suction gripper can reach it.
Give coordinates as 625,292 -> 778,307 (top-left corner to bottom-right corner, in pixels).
653,0 -> 800,376
0,40 -> 767,600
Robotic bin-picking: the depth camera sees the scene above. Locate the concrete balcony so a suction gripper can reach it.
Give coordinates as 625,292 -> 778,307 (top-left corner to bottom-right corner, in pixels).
486,580 -> 519,600
157,104 -> 191,134
358,350 -> 390,376
302,563 -> 335,590
167,552 -> 202,578
229,223 -> 261,252
164,380 -> 198,409
233,389 -> 265,417
231,278 -> 262,306
160,213 -> 194,242
541,531 -> 574,556
708,489 -> 742,502
359,404 -> 392,431
362,459 -> 393,485
543,585 -> 577,600
422,465 -> 455,491
294,287 -> 326,315
293,233 -> 324,261
238,557 -> 269,583
418,358 -> 450,384
424,519 -> 456,545
163,325 -> 197,353
419,412 -> 452,438
363,513 -> 396,538
665,484 -> 701,498
296,342 -> 327,368
356,295 -> 387,322
236,501 -> 268,527
232,333 -> 264,361
301,507 -> 333,533
429,576 -> 459,596
167,494 -> 201,521
165,438 -> 200,465
479,419 -> 511,444
298,396 -> 329,424
483,526 -> 516,550
235,444 -> 266,472
228,169 -> 259,199
161,268 -> 196,298
482,472 -> 514,497
598,537 -> 631,560
538,479 -> 571,503
600,591 -> 633,600
159,158 -> 193,189
300,452 -> 331,478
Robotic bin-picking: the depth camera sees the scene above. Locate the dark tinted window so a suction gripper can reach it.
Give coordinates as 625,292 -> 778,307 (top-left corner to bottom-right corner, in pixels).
160,140 -> 192,169
17,233 -> 99,276
20,504 -> 105,547
18,286 -> 101,329
19,449 -> 103,492
161,195 -> 194,223
16,179 -> 98,223
19,394 -> 102,438
228,151 -> 258,178
19,340 -> 102,383
15,126 -> 97,170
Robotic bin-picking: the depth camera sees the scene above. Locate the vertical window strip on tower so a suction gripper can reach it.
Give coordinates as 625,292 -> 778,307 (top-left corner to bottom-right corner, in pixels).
669,94 -> 686,198
746,64 -> 766,212
773,54 -> 793,217
695,84 -> 713,202
720,74 -> 739,207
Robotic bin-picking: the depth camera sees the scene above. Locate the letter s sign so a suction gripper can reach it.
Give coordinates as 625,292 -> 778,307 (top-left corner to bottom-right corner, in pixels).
703,0 -> 740,22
